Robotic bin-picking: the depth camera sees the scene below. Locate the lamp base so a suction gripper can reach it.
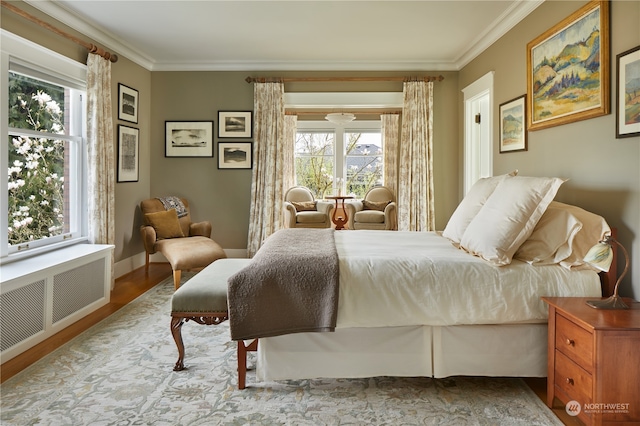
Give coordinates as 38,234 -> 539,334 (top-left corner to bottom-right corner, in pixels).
586,295 -> 629,309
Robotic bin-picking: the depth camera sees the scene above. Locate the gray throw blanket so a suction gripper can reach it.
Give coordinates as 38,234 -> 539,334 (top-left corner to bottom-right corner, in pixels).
228,228 -> 339,341
157,196 -> 187,218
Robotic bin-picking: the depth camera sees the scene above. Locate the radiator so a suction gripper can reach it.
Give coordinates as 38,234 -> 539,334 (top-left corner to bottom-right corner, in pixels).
1,244 -> 113,363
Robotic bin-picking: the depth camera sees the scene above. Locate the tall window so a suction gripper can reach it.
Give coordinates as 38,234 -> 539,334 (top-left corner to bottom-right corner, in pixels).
295,121 -> 382,199
2,31 -> 87,259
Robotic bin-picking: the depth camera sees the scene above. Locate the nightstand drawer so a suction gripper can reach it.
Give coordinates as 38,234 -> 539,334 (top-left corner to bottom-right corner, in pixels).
555,349 -> 592,404
555,313 -> 593,371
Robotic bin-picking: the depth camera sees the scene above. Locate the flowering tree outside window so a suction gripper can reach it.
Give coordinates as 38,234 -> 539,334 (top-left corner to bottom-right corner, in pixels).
7,72 -> 68,246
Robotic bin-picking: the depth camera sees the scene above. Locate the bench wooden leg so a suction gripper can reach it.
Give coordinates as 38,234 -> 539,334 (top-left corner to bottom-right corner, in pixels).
237,339 -> 258,390
171,316 -> 186,371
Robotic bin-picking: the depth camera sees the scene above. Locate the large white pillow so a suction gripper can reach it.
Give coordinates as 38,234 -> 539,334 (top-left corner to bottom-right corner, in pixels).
442,171 -> 518,244
460,175 -> 565,265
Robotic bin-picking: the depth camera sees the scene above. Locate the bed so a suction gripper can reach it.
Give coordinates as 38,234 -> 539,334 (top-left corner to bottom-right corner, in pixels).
227,174 -> 615,386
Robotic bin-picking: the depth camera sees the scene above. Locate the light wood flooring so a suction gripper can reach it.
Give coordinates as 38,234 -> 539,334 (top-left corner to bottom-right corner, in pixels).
1,262 -> 582,425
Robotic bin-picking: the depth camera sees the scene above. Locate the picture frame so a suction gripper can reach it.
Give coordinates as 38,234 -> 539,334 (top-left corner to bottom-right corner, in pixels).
117,125 -> 139,182
499,95 -> 528,153
117,83 -> 138,124
218,111 -> 252,138
218,142 -> 253,169
616,45 -> 640,138
165,121 -> 214,157
527,1 -> 609,131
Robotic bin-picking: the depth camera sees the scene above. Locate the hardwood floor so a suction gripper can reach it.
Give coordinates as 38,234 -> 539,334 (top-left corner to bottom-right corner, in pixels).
1,262 -> 582,425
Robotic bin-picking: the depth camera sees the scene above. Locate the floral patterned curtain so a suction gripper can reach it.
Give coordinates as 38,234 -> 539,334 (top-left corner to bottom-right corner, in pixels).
381,113 -> 400,200
397,80 -> 435,232
86,54 -> 115,287
246,82 -> 295,257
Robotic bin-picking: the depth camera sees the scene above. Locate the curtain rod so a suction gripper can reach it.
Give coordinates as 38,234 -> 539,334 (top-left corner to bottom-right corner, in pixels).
286,109 -> 402,116
1,0 -> 118,63
246,75 -> 444,84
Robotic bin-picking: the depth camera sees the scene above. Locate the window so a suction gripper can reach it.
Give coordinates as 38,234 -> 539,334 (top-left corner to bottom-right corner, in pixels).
1,31 -> 87,259
295,120 -> 382,199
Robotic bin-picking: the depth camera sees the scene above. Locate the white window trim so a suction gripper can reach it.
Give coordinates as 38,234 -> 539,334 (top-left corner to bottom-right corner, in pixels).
1,30 -> 88,263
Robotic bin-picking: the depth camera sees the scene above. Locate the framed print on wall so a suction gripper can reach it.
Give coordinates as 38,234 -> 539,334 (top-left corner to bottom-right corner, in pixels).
218,142 -> 252,169
117,125 -> 139,182
527,1 -> 609,131
218,111 -> 252,138
118,83 -> 139,124
616,45 -> 640,138
165,121 -> 214,157
499,95 -> 527,153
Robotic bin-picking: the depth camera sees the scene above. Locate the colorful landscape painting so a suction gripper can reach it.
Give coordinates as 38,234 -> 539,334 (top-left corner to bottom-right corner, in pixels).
623,55 -> 640,126
530,4 -> 605,128
501,101 -> 525,151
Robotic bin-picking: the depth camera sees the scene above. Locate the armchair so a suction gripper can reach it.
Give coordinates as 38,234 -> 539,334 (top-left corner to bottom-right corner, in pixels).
283,186 -> 334,228
140,197 -> 226,289
346,186 -> 397,230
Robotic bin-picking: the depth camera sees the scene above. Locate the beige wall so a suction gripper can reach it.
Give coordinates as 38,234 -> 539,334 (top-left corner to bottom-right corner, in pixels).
459,0 -> 640,298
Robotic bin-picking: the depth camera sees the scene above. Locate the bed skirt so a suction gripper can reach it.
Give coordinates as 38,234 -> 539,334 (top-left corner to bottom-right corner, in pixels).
257,323 -> 548,381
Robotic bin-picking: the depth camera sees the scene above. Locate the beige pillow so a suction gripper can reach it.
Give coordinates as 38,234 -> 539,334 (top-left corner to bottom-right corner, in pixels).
291,201 -> 317,212
363,200 -> 390,211
442,170 -> 518,244
460,175 -> 565,265
145,209 -> 184,239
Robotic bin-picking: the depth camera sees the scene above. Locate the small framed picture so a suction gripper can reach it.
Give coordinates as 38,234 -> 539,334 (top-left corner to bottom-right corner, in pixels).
118,83 -> 138,124
499,95 -> 527,153
117,125 -> 139,182
165,121 -> 214,157
218,111 -> 252,138
218,142 -> 253,169
616,45 -> 640,138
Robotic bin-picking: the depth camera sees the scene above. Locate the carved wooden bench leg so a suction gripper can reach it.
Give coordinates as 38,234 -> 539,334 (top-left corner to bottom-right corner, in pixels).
237,339 -> 259,390
170,312 -> 229,372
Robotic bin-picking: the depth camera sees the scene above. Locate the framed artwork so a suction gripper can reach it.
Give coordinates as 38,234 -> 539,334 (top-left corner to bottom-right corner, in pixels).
117,125 -> 139,182
616,45 -> 640,138
165,121 -> 214,157
527,1 -> 609,131
218,142 -> 253,169
117,83 -> 138,124
218,111 -> 252,138
499,95 -> 527,153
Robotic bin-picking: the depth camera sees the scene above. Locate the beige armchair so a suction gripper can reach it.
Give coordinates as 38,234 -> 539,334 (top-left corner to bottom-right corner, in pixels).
283,186 -> 334,228
140,197 -> 226,289
346,186 -> 397,230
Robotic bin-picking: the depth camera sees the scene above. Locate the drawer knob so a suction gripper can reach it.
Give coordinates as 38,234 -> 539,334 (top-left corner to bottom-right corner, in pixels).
565,338 -> 575,346
566,377 -> 574,385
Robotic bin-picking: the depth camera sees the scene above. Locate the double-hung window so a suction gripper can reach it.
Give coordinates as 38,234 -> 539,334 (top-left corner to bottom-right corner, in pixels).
1,31 -> 87,260
295,120 -> 382,199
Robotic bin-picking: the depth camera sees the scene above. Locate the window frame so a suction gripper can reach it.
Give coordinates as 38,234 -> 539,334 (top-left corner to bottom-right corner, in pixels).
296,120 -> 382,198
1,30 -> 88,262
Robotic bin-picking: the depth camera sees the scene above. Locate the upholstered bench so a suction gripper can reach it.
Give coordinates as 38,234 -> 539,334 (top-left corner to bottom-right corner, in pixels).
170,258 -> 257,389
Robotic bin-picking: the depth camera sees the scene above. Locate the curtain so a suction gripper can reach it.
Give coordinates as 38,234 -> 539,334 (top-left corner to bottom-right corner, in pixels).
86,54 -> 115,287
381,113 -> 400,199
246,82 -> 295,257
397,80 -> 435,232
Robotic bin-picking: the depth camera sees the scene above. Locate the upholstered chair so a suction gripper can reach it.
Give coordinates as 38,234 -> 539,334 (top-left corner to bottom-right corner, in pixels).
345,186 -> 397,230
140,197 -> 226,289
283,186 -> 334,228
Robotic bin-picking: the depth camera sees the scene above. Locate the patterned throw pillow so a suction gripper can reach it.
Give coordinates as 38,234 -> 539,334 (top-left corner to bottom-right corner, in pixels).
363,200 -> 390,211
291,201 -> 317,212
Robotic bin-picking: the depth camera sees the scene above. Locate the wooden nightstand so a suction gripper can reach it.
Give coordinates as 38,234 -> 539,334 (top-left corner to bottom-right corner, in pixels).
542,297 -> 640,426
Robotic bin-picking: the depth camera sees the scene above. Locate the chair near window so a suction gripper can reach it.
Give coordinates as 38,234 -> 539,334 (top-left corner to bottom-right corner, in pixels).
345,186 -> 397,230
283,186 -> 334,228
140,197 -> 227,289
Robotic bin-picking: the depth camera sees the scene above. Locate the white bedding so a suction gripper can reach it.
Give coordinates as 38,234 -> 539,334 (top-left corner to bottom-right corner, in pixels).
335,230 -> 601,328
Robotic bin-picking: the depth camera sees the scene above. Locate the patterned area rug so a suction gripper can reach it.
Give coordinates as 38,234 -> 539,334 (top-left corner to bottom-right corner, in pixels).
1,274 -> 562,426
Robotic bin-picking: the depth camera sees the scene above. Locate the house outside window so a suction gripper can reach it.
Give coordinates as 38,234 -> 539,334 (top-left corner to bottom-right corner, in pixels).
295,120 -> 382,199
1,31 -> 87,259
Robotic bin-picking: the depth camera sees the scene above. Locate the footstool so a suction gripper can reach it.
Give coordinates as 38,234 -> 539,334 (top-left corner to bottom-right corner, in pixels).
170,258 -> 257,389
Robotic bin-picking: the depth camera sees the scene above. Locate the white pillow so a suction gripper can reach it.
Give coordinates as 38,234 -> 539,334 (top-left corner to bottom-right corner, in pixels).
442,171 -> 518,244
460,175 -> 565,265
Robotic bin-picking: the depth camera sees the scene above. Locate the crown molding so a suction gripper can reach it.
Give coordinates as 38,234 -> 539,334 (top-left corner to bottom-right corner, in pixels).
23,0 -> 542,72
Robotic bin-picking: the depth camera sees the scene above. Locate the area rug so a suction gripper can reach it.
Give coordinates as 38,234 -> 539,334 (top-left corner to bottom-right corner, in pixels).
1,274 -> 563,426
